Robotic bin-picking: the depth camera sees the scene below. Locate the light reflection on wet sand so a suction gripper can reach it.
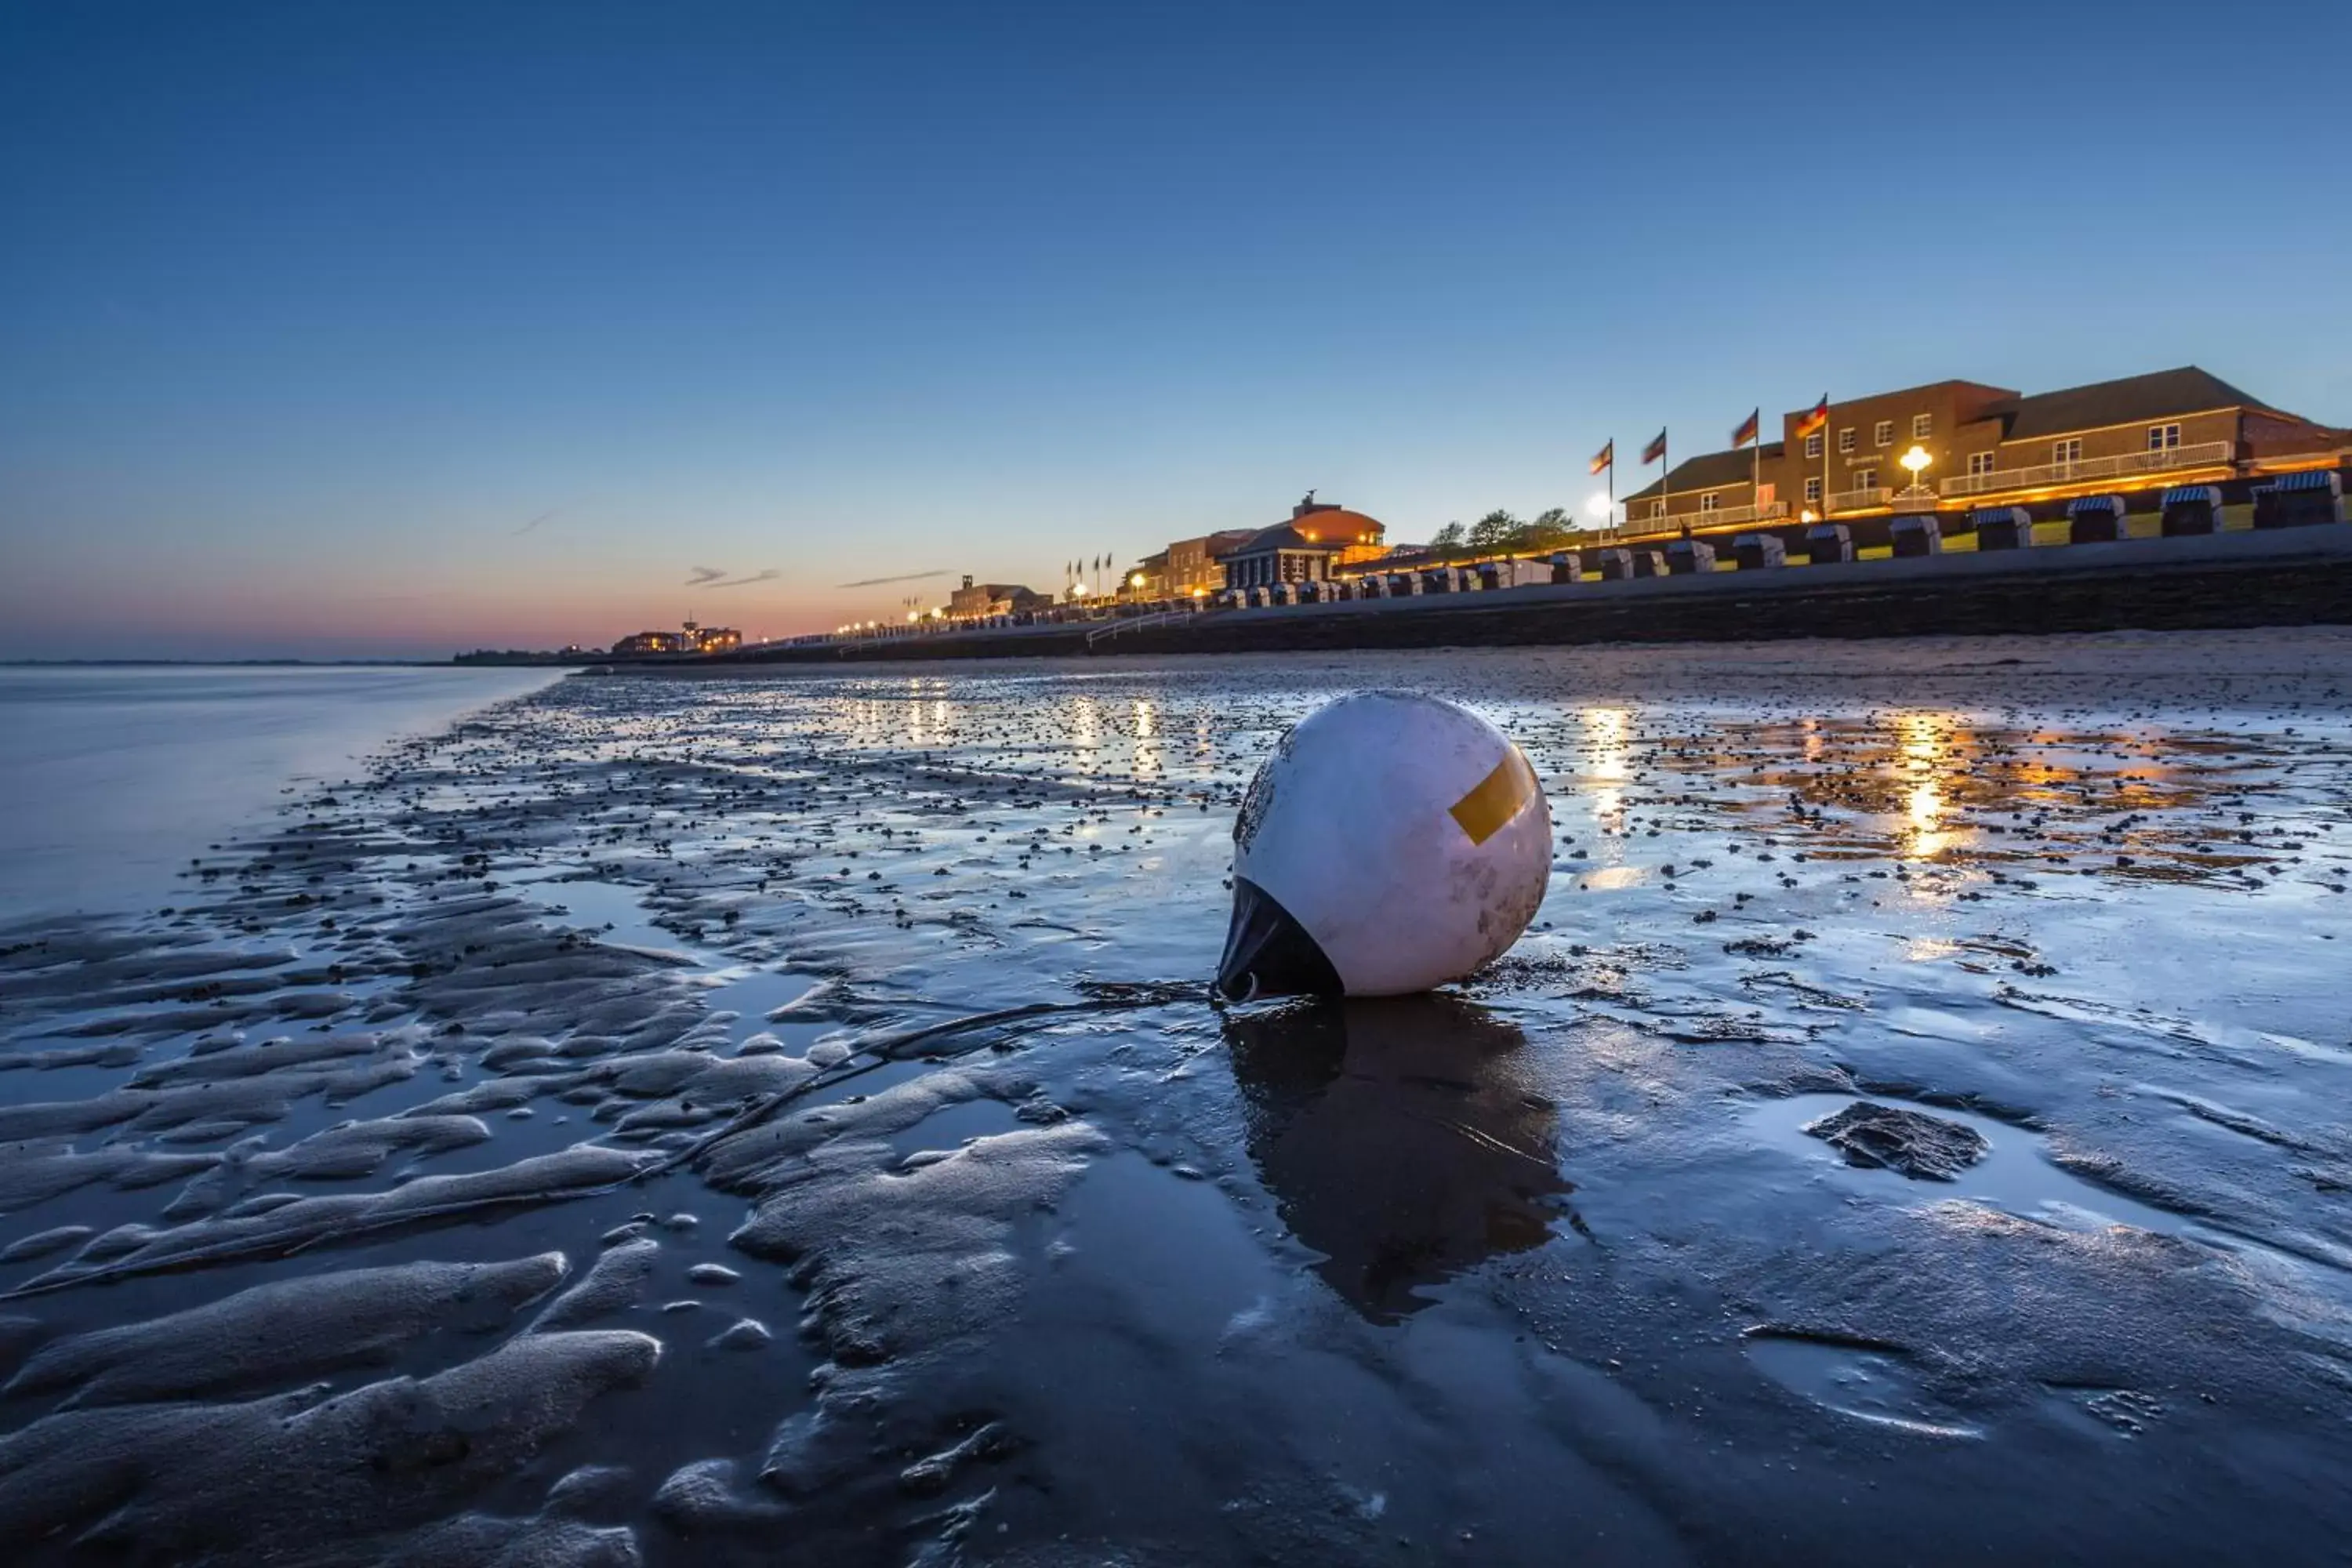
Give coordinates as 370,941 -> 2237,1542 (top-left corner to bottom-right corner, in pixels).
0,632 -> 2349,1564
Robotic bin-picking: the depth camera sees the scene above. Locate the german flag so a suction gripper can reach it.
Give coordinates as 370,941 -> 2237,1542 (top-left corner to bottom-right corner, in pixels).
1588,440 -> 1613,475
1795,395 -> 1829,437
1640,429 -> 1667,466
1731,408 -> 1759,449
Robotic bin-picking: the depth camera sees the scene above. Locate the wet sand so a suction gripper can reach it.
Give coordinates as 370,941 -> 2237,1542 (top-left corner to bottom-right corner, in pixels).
2,630 -> 2350,1564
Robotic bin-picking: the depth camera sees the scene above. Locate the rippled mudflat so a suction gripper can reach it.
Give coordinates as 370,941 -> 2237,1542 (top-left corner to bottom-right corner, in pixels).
3,630 -> 2350,1565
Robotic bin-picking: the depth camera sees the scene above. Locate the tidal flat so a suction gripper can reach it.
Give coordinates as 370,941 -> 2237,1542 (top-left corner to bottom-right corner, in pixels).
2,630 -> 2351,1565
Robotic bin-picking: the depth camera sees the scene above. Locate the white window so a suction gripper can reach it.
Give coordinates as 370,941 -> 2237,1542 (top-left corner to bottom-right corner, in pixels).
1838,426 -> 1857,454
1651,500 -> 1665,519
1913,413 -> 1933,438
1700,492 -> 1720,513
1804,477 -> 1823,504
2053,438 -> 2082,466
1967,452 -> 1997,477
1854,467 -> 1878,492
1874,420 -> 1893,448
2147,423 -> 2181,451
1804,433 -> 1824,459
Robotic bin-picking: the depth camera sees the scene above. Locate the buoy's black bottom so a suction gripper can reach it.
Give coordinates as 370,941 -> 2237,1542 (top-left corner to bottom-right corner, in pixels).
1216,877 -> 1343,1000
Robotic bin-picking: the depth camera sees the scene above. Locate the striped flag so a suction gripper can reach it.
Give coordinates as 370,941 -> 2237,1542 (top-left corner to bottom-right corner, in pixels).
1588,440 -> 1613,475
1640,429 -> 1667,466
1732,408 -> 1759,449
1795,395 -> 1829,437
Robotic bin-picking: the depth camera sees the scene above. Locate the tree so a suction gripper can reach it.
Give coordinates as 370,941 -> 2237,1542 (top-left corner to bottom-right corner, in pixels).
1517,508 -> 1573,550
1466,510 -> 1519,554
1429,521 -> 1467,554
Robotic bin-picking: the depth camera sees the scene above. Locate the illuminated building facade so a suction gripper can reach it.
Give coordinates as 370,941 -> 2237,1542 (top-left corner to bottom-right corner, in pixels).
1214,497 -> 1388,590
611,621 -> 740,656
1620,367 -> 2346,539
1160,530 -> 1257,597
946,576 -> 1050,619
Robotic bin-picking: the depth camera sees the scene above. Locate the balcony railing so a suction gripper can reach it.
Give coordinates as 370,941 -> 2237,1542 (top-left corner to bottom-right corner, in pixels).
1621,500 -> 1788,537
1938,441 -> 2234,499
1824,486 -> 1892,514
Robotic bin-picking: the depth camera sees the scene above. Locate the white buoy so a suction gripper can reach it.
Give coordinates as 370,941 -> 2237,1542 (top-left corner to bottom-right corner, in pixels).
1216,692 -> 1552,999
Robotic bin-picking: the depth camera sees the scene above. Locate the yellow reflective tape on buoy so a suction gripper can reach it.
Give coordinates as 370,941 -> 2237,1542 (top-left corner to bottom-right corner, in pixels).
1448,746 -> 1538,845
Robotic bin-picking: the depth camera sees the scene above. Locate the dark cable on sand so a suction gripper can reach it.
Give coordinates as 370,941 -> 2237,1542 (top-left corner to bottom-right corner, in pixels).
0,982 -> 1213,1304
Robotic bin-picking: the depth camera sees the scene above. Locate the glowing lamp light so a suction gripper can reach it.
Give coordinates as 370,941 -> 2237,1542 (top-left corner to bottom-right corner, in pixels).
1800,509 -> 1819,524
1900,445 -> 1933,476
1584,492 -> 1610,521
1130,572 -> 1146,589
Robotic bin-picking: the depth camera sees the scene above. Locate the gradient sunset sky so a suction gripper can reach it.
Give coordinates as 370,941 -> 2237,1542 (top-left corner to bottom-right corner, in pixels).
5,0 -> 2349,659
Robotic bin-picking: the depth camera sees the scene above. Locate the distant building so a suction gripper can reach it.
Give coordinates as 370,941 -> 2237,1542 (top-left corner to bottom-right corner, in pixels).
612,621 -> 740,657
613,630 -> 685,656
1621,366 -> 2346,538
947,575 -> 1050,619
1126,549 -> 1172,600
1162,530 -> 1259,597
1214,495 -> 1388,591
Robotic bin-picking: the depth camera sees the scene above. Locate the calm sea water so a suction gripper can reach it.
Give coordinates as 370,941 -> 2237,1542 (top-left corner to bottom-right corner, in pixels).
0,665 -> 560,920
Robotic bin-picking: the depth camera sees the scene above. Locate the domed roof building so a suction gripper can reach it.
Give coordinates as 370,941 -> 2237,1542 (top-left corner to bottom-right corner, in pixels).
1214,495 -> 1388,590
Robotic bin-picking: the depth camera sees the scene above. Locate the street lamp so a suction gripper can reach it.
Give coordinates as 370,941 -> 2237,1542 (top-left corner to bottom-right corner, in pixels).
1899,444 -> 1933,500
1584,491 -> 1612,541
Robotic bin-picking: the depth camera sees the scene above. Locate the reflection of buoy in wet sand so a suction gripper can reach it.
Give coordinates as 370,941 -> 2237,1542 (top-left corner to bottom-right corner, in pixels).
1216,692 -> 1552,999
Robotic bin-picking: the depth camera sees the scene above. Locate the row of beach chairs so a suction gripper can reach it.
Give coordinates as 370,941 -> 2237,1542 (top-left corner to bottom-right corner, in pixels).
1218,559 -> 1557,608
1213,473 -> 2345,604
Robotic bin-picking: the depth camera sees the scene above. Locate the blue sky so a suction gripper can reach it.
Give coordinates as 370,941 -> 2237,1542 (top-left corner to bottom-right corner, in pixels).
4,0 -> 2348,656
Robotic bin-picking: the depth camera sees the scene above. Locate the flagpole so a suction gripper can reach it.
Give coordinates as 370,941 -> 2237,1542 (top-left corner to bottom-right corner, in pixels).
1607,452 -> 1615,544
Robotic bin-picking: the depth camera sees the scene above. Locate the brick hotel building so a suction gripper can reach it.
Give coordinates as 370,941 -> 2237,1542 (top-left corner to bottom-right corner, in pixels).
1619,367 -> 2346,539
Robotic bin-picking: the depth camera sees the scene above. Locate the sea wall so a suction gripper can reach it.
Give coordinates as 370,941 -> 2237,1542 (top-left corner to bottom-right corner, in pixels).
707,525 -> 2352,667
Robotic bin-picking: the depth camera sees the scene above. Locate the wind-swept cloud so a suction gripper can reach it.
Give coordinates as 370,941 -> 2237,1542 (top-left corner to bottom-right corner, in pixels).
691,568 -> 780,590
512,509 -> 557,536
684,566 -> 728,586
835,568 -> 951,589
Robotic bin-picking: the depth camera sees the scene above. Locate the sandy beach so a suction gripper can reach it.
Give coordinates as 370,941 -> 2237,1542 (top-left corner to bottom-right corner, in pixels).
2,630 -> 2350,1564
